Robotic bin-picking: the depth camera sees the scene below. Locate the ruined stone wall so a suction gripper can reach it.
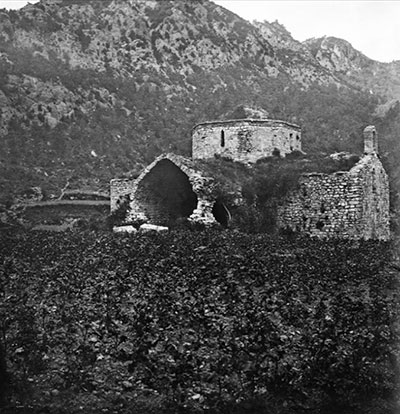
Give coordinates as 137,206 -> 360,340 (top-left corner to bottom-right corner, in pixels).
192,119 -> 301,163
20,202 -> 109,226
277,154 -> 390,240
354,156 -> 390,239
277,172 -> 364,238
110,153 -> 219,227
110,178 -> 135,211
130,159 -> 198,226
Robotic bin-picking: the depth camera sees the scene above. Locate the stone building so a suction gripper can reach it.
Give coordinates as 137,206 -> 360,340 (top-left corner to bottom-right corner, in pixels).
277,126 -> 390,240
192,119 -> 301,163
110,153 -> 228,227
111,122 -> 390,240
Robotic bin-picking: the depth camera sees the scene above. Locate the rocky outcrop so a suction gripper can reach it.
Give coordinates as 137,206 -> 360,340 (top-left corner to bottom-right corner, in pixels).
4,0 -> 277,77
305,36 -> 373,74
0,72 -> 124,135
255,21 -> 336,86
0,0 -> 358,138
305,36 -> 400,101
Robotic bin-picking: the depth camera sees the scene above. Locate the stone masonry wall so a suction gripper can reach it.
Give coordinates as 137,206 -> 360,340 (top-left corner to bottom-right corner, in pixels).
355,156 -> 390,239
110,178 -> 135,211
131,159 -> 198,226
111,123 -> 389,239
110,153 -> 219,227
192,119 -> 301,163
277,154 -> 390,240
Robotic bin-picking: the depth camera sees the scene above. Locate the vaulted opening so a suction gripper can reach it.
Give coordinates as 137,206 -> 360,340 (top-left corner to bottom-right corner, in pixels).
135,159 -> 198,226
212,200 -> 231,228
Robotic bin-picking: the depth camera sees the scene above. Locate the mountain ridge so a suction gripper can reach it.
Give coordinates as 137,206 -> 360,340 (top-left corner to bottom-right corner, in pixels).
0,0 -> 399,214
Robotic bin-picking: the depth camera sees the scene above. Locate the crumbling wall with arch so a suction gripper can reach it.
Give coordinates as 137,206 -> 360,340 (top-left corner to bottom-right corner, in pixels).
111,153 -> 225,227
111,125 -> 389,239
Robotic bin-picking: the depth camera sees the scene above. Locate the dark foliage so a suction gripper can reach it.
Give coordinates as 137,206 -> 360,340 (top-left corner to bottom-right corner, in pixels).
0,230 -> 398,413
0,342 -> 9,407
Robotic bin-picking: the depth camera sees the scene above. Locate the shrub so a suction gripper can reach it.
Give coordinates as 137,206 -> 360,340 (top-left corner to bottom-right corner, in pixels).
285,149 -> 306,160
0,230 -> 398,413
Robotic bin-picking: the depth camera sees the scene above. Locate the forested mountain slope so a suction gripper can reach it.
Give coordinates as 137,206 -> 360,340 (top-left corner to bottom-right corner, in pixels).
0,0 -> 399,218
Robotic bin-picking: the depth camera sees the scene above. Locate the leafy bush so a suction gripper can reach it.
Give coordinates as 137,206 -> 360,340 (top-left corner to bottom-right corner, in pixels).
198,155 -> 361,233
0,230 -> 398,413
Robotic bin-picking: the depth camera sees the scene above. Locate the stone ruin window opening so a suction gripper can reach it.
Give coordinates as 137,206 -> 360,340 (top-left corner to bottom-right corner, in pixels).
212,200 -> 231,228
221,130 -> 225,147
272,148 -> 281,157
134,159 -> 198,226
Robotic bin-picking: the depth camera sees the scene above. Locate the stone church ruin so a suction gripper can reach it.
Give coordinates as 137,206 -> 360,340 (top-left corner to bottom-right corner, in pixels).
111,118 -> 390,240
111,153 -> 227,227
192,118 -> 302,163
277,126 -> 390,240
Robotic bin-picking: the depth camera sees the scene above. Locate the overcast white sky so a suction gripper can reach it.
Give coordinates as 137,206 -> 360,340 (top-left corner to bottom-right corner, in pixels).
1,0 -> 399,62
215,1 -> 400,63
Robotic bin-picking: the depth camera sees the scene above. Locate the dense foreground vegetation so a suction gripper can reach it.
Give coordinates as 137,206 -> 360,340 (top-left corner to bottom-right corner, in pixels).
0,229 -> 399,413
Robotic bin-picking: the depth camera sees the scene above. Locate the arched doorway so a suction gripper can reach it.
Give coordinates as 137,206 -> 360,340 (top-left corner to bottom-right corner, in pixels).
212,200 -> 231,228
135,159 -> 198,226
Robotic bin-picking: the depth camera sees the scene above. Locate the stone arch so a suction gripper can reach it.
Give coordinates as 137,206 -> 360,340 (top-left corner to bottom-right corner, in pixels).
133,159 -> 197,226
128,154 -> 219,227
212,201 -> 231,228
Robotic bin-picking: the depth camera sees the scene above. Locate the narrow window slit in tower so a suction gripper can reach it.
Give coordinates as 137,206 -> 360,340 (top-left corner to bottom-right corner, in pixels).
221,130 -> 225,147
